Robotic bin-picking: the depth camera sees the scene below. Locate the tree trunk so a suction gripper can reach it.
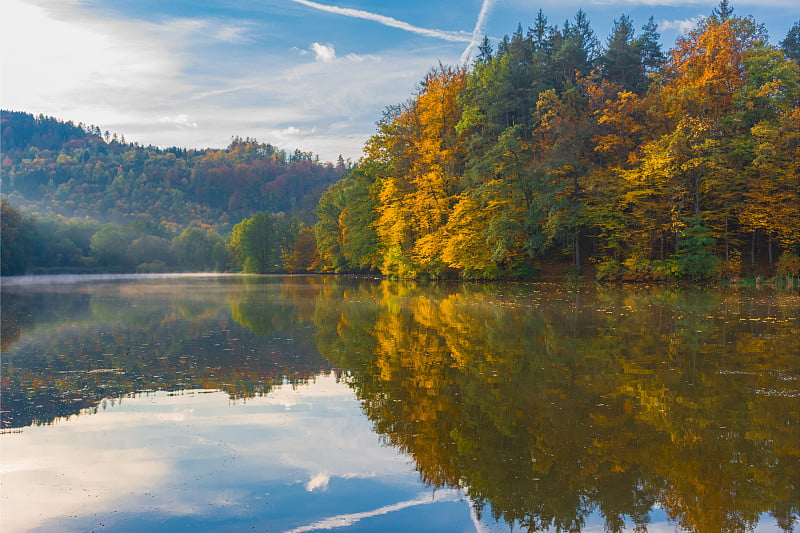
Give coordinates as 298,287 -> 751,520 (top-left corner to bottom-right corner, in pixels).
768,237 -> 773,269
751,229 -> 758,266
724,215 -> 729,263
694,172 -> 701,217
676,197 -> 685,254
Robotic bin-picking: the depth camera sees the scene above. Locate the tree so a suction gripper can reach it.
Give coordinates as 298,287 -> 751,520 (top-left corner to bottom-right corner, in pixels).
229,212 -> 286,273
711,0 -> 734,22
476,36 -> 493,64
283,227 -> 320,272
126,235 -> 173,269
741,107 -> 800,255
780,21 -> 800,63
171,226 -> 226,271
90,225 -> 129,268
599,15 -> 647,94
1,200 -> 37,275
372,65 -> 467,278
315,161 -> 382,273
308,8 -> 799,280
637,17 -> 665,74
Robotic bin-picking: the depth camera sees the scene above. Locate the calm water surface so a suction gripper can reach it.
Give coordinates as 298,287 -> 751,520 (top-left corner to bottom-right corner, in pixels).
1,275 -> 798,532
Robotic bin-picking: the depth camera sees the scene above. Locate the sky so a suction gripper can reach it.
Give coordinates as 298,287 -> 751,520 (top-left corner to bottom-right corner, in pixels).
1,0 -> 796,163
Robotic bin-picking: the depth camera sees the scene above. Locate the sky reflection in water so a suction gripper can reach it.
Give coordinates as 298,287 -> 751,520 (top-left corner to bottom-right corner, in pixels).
2,376 -> 473,533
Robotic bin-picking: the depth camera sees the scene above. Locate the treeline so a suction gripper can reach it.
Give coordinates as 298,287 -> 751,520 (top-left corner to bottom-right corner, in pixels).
1,110 -> 345,230
0,199 -> 317,275
315,3 -> 800,281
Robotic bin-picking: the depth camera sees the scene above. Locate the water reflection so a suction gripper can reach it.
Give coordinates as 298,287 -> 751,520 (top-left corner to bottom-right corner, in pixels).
2,276 -> 798,532
1,276 -> 331,428
2,376 -> 473,533
314,280 -> 800,532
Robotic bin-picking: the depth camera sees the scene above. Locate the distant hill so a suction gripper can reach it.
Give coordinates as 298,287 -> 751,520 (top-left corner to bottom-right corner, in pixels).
1,111 -> 343,229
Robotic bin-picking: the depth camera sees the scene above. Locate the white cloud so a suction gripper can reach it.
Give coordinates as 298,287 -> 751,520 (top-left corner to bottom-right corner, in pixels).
171,47 -> 438,160
212,24 -> 252,43
311,42 -> 337,63
1,0 -> 180,111
288,0 -> 471,43
0,0 -> 450,162
345,53 -> 382,63
1,423 -> 170,533
157,114 -> 199,128
306,472 -> 331,491
659,15 -> 703,34
1,376 -> 421,532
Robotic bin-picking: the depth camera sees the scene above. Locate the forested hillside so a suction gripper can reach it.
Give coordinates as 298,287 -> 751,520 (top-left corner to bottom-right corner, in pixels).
0,111 -> 345,276
1,111 -> 343,229
315,3 -> 800,281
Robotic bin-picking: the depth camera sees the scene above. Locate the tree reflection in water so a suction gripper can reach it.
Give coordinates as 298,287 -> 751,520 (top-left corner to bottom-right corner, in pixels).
314,279 -> 800,532
0,277 -> 331,429
2,276 -> 798,532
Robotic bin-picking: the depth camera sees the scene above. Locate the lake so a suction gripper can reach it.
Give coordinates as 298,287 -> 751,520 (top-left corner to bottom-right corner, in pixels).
1,274 -> 798,532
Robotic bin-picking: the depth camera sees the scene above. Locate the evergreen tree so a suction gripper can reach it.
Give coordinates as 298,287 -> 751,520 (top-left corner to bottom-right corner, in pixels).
637,16 -> 665,73
711,0 -> 734,22
529,10 -> 550,51
477,36 -> 493,64
780,21 -> 800,63
599,15 -> 647,94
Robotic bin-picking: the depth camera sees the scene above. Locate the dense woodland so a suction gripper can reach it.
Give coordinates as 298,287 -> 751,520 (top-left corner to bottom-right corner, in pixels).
316,3 -> 800,281
1,111 -> 343,228
0,198 -> 318,275
2,2 -> 800,281
0,112 -> 339,274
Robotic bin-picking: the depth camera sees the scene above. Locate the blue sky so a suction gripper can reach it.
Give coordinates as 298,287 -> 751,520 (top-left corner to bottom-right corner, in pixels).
1,0 -> 796,162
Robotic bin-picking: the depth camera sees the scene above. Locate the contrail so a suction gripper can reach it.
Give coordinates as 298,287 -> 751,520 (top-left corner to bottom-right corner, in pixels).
289,0 -> 471,43
460,0 -> 497,65
283,490 -> 462,532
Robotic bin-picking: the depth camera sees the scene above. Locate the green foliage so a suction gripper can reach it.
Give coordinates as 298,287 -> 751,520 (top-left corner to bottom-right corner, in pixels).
1,111 -> 345,275
229,211 -> 299,274
89,226 -> 128,268
780,21 -> 800,63
676,218 -> 721,281
171,227 -> 227,272
595,258 -> 624,282
1,199 -> 36,275
311,6 -> 800,282
0,112 -> 342,230
0,199 -> 231,274
775,252 -> 800,277
127,235 -> 173,267
314,164 -> 380,273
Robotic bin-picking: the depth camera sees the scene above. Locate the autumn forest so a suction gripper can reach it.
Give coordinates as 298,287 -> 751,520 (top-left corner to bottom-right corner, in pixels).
3,1 -> 800,282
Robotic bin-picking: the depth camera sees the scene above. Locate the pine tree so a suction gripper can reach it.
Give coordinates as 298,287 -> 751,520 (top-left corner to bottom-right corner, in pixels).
712,0 -> 734,22
637,16 -> 664,73
780,21 -> 800,63
477,36 -> 493,64
599,15 -> 646,94
529,10 -> 549,51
